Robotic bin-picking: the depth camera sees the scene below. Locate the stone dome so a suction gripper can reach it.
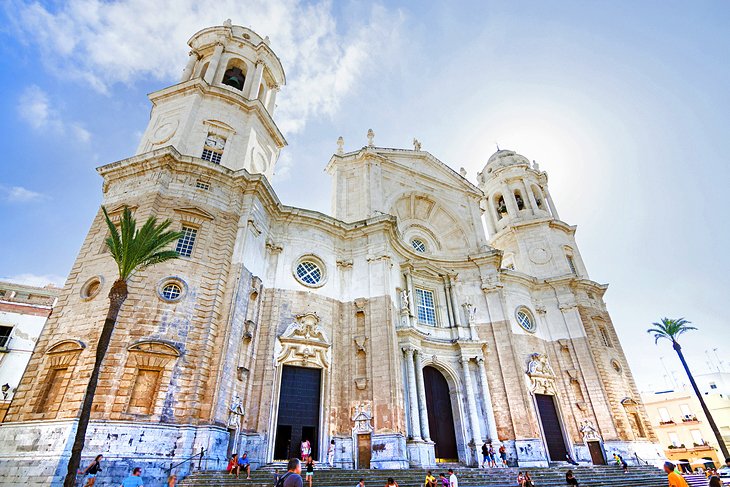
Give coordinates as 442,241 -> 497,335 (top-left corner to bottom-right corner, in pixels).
485,150 -> 531,169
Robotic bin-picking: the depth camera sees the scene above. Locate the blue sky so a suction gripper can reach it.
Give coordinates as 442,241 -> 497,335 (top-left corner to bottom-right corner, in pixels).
0,0 -> 728,390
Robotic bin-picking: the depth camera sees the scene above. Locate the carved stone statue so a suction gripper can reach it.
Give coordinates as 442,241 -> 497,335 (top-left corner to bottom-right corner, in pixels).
459,167 -> 467,177
400,289 -> 411,309
526,353 -> 555,377
463,303 -> 477,323
579,420 -> 601,441
413,138 -> 421,151
367,129 -> 375,147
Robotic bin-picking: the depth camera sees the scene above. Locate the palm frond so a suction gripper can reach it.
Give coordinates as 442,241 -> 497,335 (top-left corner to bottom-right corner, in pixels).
101,205 -> 183,281
647,317 -> 696,345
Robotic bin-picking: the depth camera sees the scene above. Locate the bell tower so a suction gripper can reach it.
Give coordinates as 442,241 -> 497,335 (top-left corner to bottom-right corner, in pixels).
136,20 -> 287,180
477,150 -> 587,279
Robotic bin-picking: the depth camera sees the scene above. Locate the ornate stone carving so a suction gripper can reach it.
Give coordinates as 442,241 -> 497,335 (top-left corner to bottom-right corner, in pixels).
579,420 -> 601,441
228,394 -> 245,427
354,336 -> 367,352
400,289 -> 411,310
463,303 -> 477,323
352,403 -> 374,434
275,312 -> 331,369
367,129 -> 375,147
337,136 -> 344,155
265,238 -> 283,254
526,352 -> 557,395
412,138 -> 421,151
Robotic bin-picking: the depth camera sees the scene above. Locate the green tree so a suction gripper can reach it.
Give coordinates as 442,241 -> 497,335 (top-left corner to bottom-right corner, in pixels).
64,207 -> 182,487
647,317 -> 729,459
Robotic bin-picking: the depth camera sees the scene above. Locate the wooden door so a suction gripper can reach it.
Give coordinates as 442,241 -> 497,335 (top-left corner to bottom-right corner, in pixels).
423,366 -> 458,460
588,441 -> 605,465
357,434 -> 371,469
535,394 -> 568,461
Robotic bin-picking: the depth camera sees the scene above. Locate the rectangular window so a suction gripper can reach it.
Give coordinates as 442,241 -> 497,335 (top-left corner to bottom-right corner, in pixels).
690,429 -> 704,445
680,404 -> 692,417
201,134 -> 225,164
658,407 -> 672,423
599,326 -> 613,347
567,255 -> 577,274
175,226 -> 198,257
415,288 -> 437,326
710,383 -> 717,389
37,367 -> 69,413
0,325 -> 12,348
668,432 -> 681,447
195,180 -> 210,190
127,368 -> 161,415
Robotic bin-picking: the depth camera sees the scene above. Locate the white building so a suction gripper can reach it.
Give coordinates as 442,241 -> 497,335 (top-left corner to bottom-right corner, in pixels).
0,281 -> 58,420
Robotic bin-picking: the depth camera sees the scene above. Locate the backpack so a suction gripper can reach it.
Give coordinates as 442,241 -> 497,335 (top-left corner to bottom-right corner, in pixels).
275,472 -> 293,487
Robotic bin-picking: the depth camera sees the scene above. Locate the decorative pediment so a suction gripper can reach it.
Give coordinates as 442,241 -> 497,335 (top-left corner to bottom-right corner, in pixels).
402,260 -> 456,279
580,420 -> 602,441
174,206 -> 215,222
352,403 -> 374,434
275,312 -> 331,369
128,339 -> 181,357
46,340 -> 85,355
105,204 -> 138,220
621,397 -> 639,407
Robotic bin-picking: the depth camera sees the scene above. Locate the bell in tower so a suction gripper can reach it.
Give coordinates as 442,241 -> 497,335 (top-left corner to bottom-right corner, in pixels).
134,21 -> 287,180
222,66 -> 246,91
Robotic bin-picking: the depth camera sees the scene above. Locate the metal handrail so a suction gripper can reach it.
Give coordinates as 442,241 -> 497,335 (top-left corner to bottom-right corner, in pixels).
168,447 -> 206,475
634,452 -> 652,466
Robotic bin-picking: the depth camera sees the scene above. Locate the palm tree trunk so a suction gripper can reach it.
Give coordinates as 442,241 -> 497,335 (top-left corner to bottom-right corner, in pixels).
63,279 -> 128,487
673,341 -> 729,459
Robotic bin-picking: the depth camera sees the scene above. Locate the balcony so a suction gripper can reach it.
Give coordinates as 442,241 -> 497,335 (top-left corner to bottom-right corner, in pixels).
681,415 -> 699,424
659,419 -> 676,427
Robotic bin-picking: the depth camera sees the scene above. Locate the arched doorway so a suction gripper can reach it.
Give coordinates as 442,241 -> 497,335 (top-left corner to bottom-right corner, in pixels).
423,366 -> 458,461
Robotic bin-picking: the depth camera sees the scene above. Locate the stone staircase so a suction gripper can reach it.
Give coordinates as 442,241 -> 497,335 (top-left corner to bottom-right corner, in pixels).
179,464 -> 669,487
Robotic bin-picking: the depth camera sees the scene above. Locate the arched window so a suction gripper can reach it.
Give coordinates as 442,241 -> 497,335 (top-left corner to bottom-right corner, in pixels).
199,61 -> 210,80
599,326 -> 613,347
494,194 -> 507,220
514,190 -> 525,210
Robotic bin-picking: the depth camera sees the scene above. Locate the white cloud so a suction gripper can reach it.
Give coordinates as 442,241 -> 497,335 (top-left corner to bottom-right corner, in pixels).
1,185 -> 48,203
17,84 -> 91,142
10,0 -> 404,134
3,273 -> 66,288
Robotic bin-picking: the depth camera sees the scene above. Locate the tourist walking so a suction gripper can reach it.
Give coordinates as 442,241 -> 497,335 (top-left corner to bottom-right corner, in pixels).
448,469 -> 458,487
305,455 -> 315,487
566,469 -> 579,486
239,452 -> 252,480
301,439 -> 311,461
439,472 -> 449,487
120,467 -> 144,487
499,444 -> 508,467
80,454 -> 103,486
663,461 -> 689,487
356,478 -> 365,487
228,453 -> 241,478
328,440 -> 335,467
481,442 -> 489,468
425,470 -> 437,487
385,477 -> 398,487
276,458 -> 303,487
488,444 -> 497,468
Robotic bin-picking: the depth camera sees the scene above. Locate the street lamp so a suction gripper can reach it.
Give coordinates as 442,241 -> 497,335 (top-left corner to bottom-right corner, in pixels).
1,383 -> 10,400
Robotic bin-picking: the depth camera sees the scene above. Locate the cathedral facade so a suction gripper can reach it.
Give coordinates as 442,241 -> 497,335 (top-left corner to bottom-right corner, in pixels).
0,22 -> 660,485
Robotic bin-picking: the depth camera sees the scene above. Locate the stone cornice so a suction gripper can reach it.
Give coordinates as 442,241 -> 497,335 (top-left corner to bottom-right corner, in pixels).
490,217 -> 576,244
147,79 -> 286,148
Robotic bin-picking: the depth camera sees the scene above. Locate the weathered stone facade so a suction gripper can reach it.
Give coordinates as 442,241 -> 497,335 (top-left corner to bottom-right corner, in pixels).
0,21 -> 660,486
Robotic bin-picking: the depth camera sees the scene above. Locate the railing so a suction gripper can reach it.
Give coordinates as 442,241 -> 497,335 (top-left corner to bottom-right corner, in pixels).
168,447 -> 206,477
634,452 -> 652,466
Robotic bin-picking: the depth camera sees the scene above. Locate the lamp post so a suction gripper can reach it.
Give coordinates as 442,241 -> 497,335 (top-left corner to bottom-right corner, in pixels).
1,383 -> 10,400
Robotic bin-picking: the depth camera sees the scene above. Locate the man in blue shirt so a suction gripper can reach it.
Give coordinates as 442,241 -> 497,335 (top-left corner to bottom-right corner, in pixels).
238,452 -> 251,480
120,467 -> 144,487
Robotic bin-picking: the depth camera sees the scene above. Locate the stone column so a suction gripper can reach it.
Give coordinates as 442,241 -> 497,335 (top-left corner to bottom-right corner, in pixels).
523,179 -> 538,215
501,184 -> 519,216
447,276 -> 462,327
247,60 -> 265,100
544,187 -> 560,220
460,358 -> 482,445
476,357 -> 500,444
442,276 -> 455,327
404,348 -> 422,440
204,42 -> 225,84
180,50 -> 200,82
414,350 -> 431,441
265,85 -> 279,113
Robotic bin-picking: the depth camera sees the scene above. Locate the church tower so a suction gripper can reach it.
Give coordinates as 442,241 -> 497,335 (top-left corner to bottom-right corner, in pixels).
136,19 -> 286,179
477,150 -> 585,278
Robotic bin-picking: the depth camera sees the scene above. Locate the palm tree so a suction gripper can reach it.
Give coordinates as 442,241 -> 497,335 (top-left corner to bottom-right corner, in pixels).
63,207 -> 182,487
647,317 -> 729,459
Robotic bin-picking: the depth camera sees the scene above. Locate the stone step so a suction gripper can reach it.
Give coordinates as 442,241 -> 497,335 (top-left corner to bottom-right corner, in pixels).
180,465 -> 668,487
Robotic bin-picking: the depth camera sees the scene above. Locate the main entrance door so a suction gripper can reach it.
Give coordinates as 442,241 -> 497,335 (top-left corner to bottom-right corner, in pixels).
423,366 -> 458,461
535,393 -> 568,461
587,441 -> 605,465
273,365 -> 322,460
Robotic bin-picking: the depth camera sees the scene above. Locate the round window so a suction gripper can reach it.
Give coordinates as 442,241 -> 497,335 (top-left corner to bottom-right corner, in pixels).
80,277 -> 103,300
162,283 -> 182,301
296,260 -> 323,286
516,308 -> 536,332
411,239 -> 426,253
